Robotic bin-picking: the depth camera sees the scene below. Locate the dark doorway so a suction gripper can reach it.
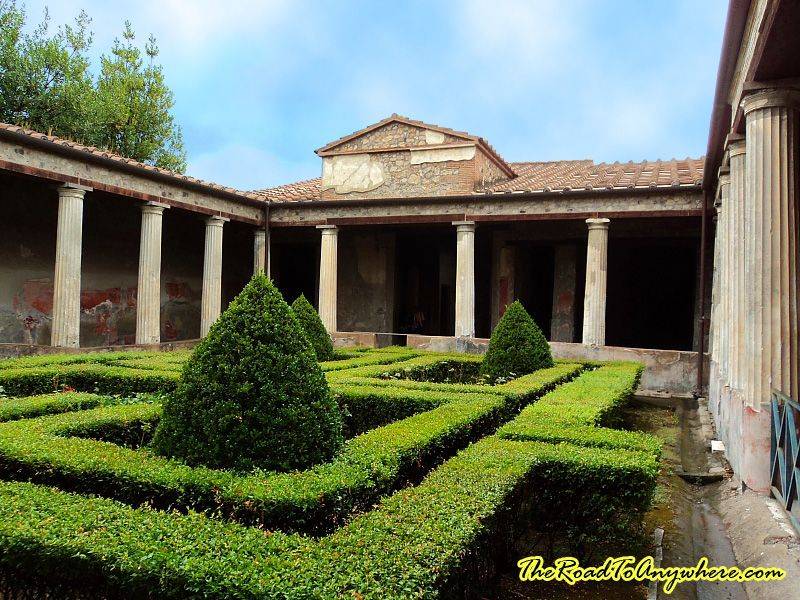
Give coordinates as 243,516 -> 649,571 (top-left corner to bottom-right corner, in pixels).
222,221 -> 255,311
514,243 -> 556,337
272,239 -> 319,307
394,229 -> 455,336
606,240 -> 697,350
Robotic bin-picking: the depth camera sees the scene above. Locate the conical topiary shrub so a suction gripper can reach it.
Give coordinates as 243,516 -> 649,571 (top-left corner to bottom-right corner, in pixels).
151,273 -> 343,472
479,300 -> 554,382
291,293 -> 334,361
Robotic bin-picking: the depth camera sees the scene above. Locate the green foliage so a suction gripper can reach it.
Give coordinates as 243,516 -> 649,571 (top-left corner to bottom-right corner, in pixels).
0,2 -> 185,170
0,346 -> 657,596
0,357 -> 573,532
0,363 -> 178,396
480,300 -> 554,381
0,392 -> 116,422
152,274 -> 343,472
498,362 -> 659,456
0,437 -> 658,598
291,293 -> 335,361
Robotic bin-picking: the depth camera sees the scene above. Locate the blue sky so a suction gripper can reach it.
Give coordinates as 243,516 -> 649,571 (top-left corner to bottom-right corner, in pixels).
27,1 -> 728,190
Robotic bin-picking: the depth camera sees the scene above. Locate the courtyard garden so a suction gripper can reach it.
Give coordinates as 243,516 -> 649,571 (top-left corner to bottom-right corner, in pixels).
0,277 -> 661,599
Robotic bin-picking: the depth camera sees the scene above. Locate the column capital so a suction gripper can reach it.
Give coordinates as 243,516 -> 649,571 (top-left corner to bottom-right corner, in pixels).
741,88 -> 800,115
57,185 -> 88,200
727,139 -> 746,159
205,215 -> 229,226
452,220 -> 476,231
141,202 -> 168,215
585,217 -> 610,230
254,228 -> 266,239
316,224 -> 338,233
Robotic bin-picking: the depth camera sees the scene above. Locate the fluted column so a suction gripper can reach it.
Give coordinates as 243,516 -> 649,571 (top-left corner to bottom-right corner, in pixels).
582,218 -> 610,346
728,139 -> 746,390
717,165 -> 732,382
51,185 -> 87,347
709,180 -> 724,421
136,203 -> 168,344
253,229 -> 267,275
201,216 -> 227,337
454,221 -> 476,338
740,88 -> 800,491
317,225 -> 338,332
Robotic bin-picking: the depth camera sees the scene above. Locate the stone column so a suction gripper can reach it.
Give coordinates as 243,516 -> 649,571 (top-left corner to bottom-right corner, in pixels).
708,182 -> 724,420
454,221 -> 476,338
728,139 -> 746,390
716,166 -> 732,383
253,229 -> 267,275
135,203 -> 167,345
551,244 -> 578,342
582,218 -> 610,346
200,216 -> 227,337
51,185 -> 87,347
317,225 -> 338,332
740,88 -> 800,491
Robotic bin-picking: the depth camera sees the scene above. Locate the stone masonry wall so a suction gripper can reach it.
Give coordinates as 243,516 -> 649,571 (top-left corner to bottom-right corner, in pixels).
319,121 -> 510,200
335,122 -> 463,151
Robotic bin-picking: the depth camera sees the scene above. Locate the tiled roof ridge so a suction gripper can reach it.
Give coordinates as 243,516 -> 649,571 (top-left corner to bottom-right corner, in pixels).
0,122 -> 264,200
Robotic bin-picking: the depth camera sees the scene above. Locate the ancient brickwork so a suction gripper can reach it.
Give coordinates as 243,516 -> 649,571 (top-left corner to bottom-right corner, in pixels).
474,149 -> 511,189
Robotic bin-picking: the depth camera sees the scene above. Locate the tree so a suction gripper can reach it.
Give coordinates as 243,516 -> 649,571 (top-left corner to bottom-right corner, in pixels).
479,300 -> 554,382
152,274 -> 344,472
0,2 -> 186,171
91,22 -> 186,172
0,3 -> 94,137
291,294 -> 335,361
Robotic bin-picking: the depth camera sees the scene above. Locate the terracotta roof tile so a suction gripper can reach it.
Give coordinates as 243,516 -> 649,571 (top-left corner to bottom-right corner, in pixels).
0,122 -> 264,201
485,158 -> 704,193
256,177 -> 321,201
260,157 -> 704,202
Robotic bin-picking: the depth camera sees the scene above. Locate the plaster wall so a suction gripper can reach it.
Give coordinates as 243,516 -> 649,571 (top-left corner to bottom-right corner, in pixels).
0,176 -> 210,346
337,231 -> 396,333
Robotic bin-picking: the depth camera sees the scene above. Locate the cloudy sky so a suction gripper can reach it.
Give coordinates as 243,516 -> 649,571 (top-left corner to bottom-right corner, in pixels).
25,1 -> 728,190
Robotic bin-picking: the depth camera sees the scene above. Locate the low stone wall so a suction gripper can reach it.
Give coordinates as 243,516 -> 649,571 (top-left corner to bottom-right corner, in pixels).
0,339 -> 198,359
550,342 -> 706,396
336,332 -> 706,395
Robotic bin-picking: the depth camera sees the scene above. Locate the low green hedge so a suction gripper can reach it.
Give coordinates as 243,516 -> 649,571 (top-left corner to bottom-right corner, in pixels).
0,392 -> 123,422
0,359 -> 579,533
320,350 -> 420,372
0,364 -> 180,396
0,394 -> 501,533
380,356 -> 483,384
332,384 -> 494,437
0,435 -> 658,599
497,362 -> 660,455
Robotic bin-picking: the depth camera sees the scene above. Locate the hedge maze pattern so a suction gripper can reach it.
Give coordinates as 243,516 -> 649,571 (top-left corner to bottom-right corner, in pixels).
0,347 -> 660,599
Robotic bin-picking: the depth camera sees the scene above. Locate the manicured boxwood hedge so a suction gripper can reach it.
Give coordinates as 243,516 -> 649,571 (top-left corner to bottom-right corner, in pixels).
0,436 -> 658,599
497,362 -> 660,455
0,392 -> 124,422
0,347 -> 659,597
0,396 -> 496,532
0,361 -> 579,533
0,363 -> 180,396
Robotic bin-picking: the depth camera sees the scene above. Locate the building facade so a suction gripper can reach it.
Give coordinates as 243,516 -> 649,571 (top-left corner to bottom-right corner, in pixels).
705,0 -> 800,493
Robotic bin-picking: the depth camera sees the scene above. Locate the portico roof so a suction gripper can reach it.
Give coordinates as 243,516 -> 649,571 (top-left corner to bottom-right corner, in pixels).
258,157 -> 704,202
